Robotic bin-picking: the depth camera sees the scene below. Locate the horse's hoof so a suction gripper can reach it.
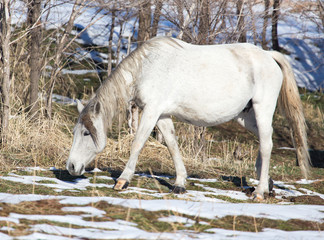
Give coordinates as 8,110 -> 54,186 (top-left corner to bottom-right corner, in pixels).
114,178 -> 129,190
172,186 -> 186,194
252,192 -> 264,201
269,177 -> 274,192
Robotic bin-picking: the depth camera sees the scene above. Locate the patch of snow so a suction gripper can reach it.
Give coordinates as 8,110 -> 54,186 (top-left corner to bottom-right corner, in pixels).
0,173 -> 114,192
183,190 -> 227,203
298,188 -> 324,200
296,179 -> 319,184
206,227 -> 324,240
29,223 -> 189,240
194,183 -> 249,201
277,147 -> 296,150
0,216 -> 20,224
9,213 -> 137,231
187,177 -> 218,183
60,69 -> 103,75
52,94 -> 75,105
95,175 -> 114,181
58,196 -> 324,222
0,193 -> 61,205
17,232 -> 76,240
16,167 -> 48,172
158,215 -> 196,227
61,206 -> 106,217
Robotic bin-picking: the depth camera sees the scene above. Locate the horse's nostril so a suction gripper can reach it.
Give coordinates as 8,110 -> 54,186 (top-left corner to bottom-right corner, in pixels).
71,163 -> 75,171
80,164 -> 85,174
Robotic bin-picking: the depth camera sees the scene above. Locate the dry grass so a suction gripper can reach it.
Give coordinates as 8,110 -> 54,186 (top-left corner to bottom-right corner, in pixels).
0,101 -> 257,180
0,106 -> 73,171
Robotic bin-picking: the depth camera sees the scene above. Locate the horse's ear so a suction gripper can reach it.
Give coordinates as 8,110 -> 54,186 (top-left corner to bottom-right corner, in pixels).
95,101 -> 100,115
76,99 -> 84,113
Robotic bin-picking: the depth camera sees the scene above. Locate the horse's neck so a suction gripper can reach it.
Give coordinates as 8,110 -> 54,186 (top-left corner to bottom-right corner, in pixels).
95,68 -> 132,130
122,68 -> 136,90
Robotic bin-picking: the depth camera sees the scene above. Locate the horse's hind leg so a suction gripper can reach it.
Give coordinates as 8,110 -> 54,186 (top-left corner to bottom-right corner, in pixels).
251,101 -> 277,200
235,108 -> 262,178
156,117 -> 187,193
235,106 -> 274,198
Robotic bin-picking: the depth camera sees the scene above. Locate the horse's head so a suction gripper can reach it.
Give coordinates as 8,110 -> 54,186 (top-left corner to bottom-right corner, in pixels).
66,99 -> 106,176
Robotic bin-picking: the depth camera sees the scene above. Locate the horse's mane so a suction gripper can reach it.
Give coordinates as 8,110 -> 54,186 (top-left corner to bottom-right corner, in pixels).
85,37 -> 182,130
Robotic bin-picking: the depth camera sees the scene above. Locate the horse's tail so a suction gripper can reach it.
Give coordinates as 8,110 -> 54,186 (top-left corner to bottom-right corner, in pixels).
269,51 -> 311,179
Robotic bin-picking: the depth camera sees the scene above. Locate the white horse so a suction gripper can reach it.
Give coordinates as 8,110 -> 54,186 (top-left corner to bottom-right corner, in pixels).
66,37 -> 310,200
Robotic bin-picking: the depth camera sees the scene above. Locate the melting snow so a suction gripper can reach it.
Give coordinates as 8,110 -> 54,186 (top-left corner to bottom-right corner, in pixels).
1,169 -> 324,239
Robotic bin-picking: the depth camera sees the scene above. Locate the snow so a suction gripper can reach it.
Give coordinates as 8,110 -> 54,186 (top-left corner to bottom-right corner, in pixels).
206,228 -> 324,240
61,206 -> 106,217
1,169 -> 324,239
0,173 -> 114,192
158,215 -> 196,227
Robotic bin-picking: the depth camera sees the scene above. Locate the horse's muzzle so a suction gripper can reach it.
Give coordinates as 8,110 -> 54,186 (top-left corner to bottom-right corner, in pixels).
67,162 -> 85,176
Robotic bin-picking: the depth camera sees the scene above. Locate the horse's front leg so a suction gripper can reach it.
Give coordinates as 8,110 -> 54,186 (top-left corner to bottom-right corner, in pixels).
114,107 -> 160,190
156,117 -> 187,193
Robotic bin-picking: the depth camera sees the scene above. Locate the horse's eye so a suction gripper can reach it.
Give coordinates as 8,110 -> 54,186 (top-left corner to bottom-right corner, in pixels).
83,131 -> 90,136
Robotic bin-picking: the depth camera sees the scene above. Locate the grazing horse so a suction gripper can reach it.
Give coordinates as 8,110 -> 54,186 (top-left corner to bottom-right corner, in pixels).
66,37 -> 310,200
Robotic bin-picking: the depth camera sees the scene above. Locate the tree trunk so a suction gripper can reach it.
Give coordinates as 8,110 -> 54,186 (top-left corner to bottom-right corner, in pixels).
318,0 -> 324,30
116,21 -> 123,66
272,0 -> 281,51
151,0 -> 163,37
177,1 -> 196,42
107,6 -> 116,76
248,0 -> 257,45
236,0 -> 246,43
0,0 -> 11,144
198,0 -> 210,44
261,0 -> 270,49
27,0 -> 42,117
138,0 -> 151,45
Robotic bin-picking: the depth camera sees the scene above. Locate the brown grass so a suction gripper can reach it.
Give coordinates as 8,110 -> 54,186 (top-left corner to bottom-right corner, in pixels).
0,106 -> 73,171
0,102 -> 257,180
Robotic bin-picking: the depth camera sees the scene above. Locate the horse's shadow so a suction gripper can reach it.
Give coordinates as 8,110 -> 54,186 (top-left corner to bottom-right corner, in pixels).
309,150 -> 324,168
51,169 -> 87,182
221,175 -> 256,194
50,168 -> 257,193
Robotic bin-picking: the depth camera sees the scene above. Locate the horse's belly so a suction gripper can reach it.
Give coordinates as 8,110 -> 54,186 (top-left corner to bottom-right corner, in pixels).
171,103 -> 246,127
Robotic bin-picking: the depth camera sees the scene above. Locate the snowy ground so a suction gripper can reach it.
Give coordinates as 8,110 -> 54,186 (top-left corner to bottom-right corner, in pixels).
0,167 -> 323,239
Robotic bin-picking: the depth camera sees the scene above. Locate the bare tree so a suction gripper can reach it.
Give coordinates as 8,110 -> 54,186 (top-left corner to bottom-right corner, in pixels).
176,0 -> 196,42
137,0 -> 151,44
261,0 -> 270,49
236,0 -> 246,43
198,0 -> 210,44
46,0 -> 84,118
318,0 -> 324,30
27,0 -> 42,117
272,0 -> 281,51
0,0 -> 11,143
247,0 -> 257,45
107,3 -> 116,76
151,0 -> 163,37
